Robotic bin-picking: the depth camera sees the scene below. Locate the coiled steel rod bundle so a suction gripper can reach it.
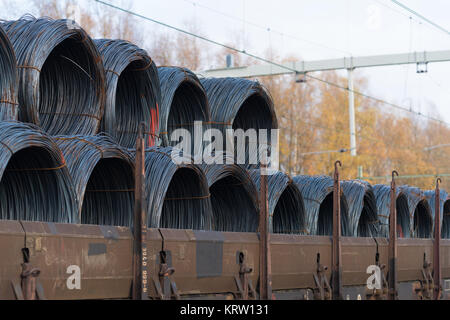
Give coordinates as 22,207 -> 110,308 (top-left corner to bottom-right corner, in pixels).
95,39 -> 161,148
0,121 -> 76,223
143,146 -> 212,230
200,77 -> 278,168
202,161 -> 258,232
0,24 -> 18,121
293,175 -> 350,236
398,185 -> 433,238
424,189 -> 449,238
55,134 -> 134,226
373,185 -> 411,238
341,180 -> 379,237
158,67 -> 210,153
250,170 -> 306,234
2,16 -> 105,135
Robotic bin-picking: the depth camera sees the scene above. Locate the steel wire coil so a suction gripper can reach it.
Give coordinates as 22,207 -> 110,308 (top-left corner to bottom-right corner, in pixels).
0,24 -> 18,121
158,67 -> 210,153
0,121 -> 76,223
55,134 -> 134,226
202,159 -> 259,232
95,39 -> 161,148
424,189 -> 449,238
250,169 -> 306,234
341,180 -> 379,237
373,184 -> 411,238
143,146 -> 212,230
292,175 -> 350,236
398,185 -> 433,238
200,77 -> 278,168
1,16 -> 105,135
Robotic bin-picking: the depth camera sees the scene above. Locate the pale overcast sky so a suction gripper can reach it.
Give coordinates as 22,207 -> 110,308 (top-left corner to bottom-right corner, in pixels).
4,0 -> 450,124
133,0 -> 450,124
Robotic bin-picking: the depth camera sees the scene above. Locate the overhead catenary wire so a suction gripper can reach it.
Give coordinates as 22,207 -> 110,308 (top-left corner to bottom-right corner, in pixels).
292,175 -> 350,236
1,15 -> 106,135
0,24 -> 18,121
183,0 -> 352,56
424,189 -> 449,238
0,121 -> 77,223
391,0 -> 450,37
398,185 -> 433,238
142,146 -> 212,230
55,134 -> 134,227
158,66 -> 210,152
341,180 -> 379,237
95,39 -> 161,148
202,158 -> 259,232
250,169 -> 306,234
373,184 -> 411,238
94,0 -> 450,128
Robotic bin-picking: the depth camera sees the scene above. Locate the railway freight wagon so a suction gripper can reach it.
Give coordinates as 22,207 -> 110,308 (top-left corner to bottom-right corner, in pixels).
1,222 -> 450,300
0,16 -> 449,301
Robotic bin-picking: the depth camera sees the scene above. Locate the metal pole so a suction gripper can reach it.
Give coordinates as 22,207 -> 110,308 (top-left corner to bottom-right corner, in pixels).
132,123 -> 148,300
348,68 -> 357,156
332,160 -> 342,300
258,164 -> 272,300
434,178 -> 442,300
388,171 -> 398,300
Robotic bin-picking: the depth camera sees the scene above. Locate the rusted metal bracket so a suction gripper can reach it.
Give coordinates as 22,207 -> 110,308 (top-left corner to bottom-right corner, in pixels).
234,252 -> 257,300
132,123 -> 149,300
331,160 -> 343,300
388,170 -> 399,300
258,163 -> 272,300
366,246 -> 388,300
414,253 -> 434,300
152,250 -> 180,300
11,248 -> 45,300
313,253 -> 332,300
433,178 -> 442,300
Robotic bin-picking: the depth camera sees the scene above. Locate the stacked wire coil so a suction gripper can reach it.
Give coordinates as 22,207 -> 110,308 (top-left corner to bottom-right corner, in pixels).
2,16 -> 105,135
292,175 -> 350,236
143,146 -> 212,230
341,180 -> 379,237
95,39 -> 161,148
0,24 -> 18,121
55,134 -> 134,226
0,121 -> 76,223
373,184 -> 411,238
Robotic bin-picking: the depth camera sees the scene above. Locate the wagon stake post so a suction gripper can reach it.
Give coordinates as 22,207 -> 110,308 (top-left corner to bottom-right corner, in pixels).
434,178 -> 442,300
332,160 -> 342,300
388,170 -> 399,300
132,122 -> 149,300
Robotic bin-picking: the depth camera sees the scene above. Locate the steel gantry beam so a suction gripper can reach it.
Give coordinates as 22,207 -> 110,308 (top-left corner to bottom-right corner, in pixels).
197,50 -> 450,157
197,50 -> 450,78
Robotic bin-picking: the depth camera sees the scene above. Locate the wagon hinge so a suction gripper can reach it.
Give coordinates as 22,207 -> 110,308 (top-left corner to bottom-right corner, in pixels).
234,252 -> 257,300
11,248 -> 46,300
366,250 -> 388,300
414,253 -> 434,300
312,253 -> 332,300
152,250 -> 179,300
